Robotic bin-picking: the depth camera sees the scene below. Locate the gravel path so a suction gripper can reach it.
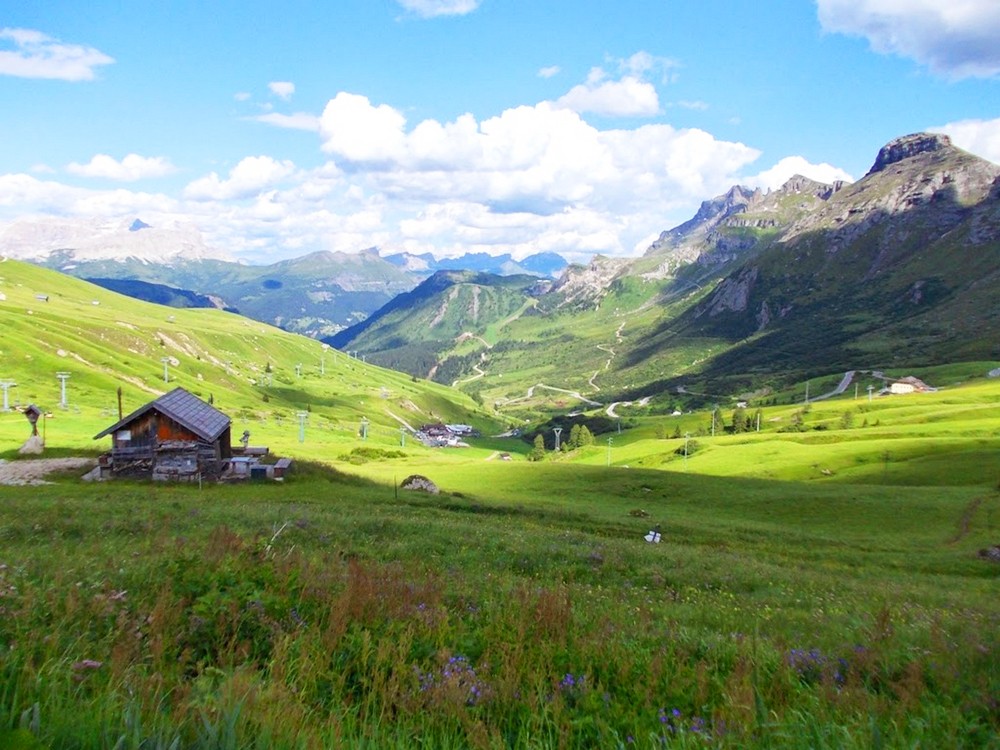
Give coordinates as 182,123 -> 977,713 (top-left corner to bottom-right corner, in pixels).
0,457 -> 97,485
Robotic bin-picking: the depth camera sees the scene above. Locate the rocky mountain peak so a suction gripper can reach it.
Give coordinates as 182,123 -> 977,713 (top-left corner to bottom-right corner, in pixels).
867,133 -> 952,176
776,174 -> 844,200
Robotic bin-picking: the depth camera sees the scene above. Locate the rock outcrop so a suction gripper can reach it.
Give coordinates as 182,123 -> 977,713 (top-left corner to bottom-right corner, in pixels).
400,474 -> 440,494
867,133 -> 951,176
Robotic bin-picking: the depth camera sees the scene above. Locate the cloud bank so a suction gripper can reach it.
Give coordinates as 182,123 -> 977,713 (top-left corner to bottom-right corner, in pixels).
0,27 -> 114,81
817,0 -> 1000,79
67,154 -> 177,182
0,51 -> 865,263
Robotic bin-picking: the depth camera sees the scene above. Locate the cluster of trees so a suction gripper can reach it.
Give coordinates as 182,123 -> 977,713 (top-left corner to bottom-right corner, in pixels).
527,423 -> 596,461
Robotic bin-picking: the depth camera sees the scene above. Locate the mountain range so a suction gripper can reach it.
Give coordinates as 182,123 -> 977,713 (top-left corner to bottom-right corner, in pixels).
0,219 -> 568,339
3,132 -> 997,413
330,133 -> 1000,408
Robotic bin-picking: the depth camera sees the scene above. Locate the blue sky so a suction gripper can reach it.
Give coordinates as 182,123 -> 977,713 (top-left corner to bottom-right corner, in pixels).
1,0 -> 999,263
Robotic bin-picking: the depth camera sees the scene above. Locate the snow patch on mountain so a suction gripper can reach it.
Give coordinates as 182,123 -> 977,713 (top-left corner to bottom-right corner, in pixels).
0,216 -> 231,264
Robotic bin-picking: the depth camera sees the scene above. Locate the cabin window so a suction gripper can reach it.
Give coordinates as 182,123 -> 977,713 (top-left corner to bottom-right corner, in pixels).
116,430 -> 131,441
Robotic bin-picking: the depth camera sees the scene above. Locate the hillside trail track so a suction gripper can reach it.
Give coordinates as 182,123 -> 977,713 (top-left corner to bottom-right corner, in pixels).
0,457 -> 96,485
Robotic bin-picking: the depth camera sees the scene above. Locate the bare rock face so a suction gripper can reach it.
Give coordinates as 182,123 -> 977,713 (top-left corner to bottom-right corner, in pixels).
867,133 -> 951,176
400,474 -> 440,494
548,255 -> 629,308
698,266 -> 759,317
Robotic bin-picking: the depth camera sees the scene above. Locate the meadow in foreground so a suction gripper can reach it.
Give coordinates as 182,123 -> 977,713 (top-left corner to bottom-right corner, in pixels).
0,460 -> 997,749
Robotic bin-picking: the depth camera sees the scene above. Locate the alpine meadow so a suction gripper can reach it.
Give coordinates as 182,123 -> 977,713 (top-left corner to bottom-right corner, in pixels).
2,2 -> 1000,748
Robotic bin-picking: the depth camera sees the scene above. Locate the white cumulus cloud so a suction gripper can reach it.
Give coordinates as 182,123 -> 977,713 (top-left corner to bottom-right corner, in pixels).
0,27 -> 114,81
319,92 -> 408,163
396,0 -> 481,18
183,156 -> 296,201
555,75 -> 660,117
748,156 -> 854,191
66,153 -> 177,182
268,81 -> 295,100
254,112 -> 321,132
311,89 -> 761,258
931,116 -> 1000,165
817,0 -> 1000,79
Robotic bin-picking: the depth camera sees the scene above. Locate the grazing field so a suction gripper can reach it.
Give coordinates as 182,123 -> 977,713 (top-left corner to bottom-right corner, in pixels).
0,459 -> 996,748
2,260 -> 999,747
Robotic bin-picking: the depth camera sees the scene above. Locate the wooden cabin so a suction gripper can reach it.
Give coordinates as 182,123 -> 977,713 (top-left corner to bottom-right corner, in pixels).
94,387 -> 232,480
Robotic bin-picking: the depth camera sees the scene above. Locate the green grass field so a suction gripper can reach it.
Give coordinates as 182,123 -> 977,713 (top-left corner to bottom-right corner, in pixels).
1,260 -> 999,748
0,460 -> 996,748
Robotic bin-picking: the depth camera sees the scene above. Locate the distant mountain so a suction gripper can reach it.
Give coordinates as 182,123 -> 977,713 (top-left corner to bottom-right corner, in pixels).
328,270 -> 545,381
335,133 -> 1000,404
384,250 -> 567,279
1,218 -> 419,338
625,132 -> 1000,386
0,216 -> 229,265
1,216 -> 568,339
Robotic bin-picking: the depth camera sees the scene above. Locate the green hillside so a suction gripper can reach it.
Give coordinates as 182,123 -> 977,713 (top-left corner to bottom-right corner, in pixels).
1,257 -> 999,749
48,248 -> 417,339
0,260 -> 498,456
330,135 -> 1000,423
330,270 -> 547,383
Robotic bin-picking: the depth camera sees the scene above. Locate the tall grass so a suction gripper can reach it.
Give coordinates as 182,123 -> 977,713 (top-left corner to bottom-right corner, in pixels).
0,465 -> 996,748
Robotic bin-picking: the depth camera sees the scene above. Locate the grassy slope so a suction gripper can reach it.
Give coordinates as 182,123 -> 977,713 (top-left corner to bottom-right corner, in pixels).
0,259 -> 498,457
0,459 -> 996,747
1,263 -> 999,747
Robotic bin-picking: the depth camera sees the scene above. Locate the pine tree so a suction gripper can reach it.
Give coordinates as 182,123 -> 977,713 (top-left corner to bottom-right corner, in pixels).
732,407 -> 746,433
528,433 -> 546,461
569,423 -> 582,448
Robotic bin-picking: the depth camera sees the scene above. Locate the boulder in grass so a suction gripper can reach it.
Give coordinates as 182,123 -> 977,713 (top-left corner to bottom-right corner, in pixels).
400,474 -> 440,494
18,436 -> 44,455
977,545 -> 1000,563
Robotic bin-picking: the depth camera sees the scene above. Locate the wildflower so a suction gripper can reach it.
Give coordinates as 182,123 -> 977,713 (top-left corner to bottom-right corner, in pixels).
72,659 -> 103,671
415,654 -> 490,706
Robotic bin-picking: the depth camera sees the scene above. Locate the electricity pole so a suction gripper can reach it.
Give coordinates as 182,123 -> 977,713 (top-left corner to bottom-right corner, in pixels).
606,436 -> 613,467
160,357 -> 170,383
56,372 -> 70,408
297,411 -> 308,443
0,380 -> 15,411
553,426 -> 563,451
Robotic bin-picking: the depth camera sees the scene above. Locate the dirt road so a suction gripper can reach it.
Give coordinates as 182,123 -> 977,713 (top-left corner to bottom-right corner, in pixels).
0,457 -> 96,485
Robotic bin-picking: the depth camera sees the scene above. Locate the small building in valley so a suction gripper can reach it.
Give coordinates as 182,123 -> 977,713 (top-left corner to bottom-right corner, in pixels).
94,387 -> 232,480
889,376 -> 933,395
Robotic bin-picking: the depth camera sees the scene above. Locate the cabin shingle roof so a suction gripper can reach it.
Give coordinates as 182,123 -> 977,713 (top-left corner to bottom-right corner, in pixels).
94,387 -> 230,442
